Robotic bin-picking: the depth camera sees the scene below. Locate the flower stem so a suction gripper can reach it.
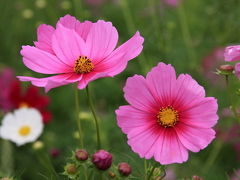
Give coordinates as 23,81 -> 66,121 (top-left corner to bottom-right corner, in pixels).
177,2 -> 197,70
119,0 -> 148,74
86,85 -> 101,149
144,159 -> 147,180
0,140 -> 13,176
74,84 -> 84,148
225,75 -> 240,122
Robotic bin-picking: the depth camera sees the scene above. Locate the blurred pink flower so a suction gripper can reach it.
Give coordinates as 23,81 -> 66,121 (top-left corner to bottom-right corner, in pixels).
165,167 -> 176,180
202,47 -> 224,84
18,14 -> 144,92
224,45 -> 240,62
116,63 -> 218,165
230,169 -> 240,180
162,0 -> 181,7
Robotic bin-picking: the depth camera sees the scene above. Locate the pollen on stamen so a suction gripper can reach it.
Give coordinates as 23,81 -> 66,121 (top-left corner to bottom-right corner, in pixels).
157,106 -> 179,128
74,56 -> 94,74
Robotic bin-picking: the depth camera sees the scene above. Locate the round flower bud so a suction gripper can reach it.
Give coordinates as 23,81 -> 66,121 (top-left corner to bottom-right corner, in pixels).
219,64 -> 234,72
92,150 -> 112,170
50,148 -> 60,158
108,171 -> 116,178
65,164 -> 77,175
32,141 -> 44,150
118,162 -> 132,177
75,149 -> 88,161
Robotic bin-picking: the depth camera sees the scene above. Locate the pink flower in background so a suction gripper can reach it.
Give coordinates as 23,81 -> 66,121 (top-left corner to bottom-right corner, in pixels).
230,169 -> 240,180
224,45 -> 240,62
116,63 -> 218,165
18,14 -> 144,92
162,0 -> 181,7
202,47 -> 224,84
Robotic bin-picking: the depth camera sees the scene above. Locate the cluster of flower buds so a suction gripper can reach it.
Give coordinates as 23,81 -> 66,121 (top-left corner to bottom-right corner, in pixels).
63,149 -> 132,179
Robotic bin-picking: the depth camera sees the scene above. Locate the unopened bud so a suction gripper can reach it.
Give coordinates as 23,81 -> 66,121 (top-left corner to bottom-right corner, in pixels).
92,150 -> 112,170
50,148 -> 60,158
108,171 -> 116,178
118,162 -> 132,177
32,141 -> 44,150
65,164 -> 77,175
75,149 -> 88,161
217,64 -> 234,75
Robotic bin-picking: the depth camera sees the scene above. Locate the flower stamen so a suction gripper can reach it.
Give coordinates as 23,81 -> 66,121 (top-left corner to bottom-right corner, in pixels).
18,126 -> 31,136
74,56 -> 94,74
157,106 -> 179,128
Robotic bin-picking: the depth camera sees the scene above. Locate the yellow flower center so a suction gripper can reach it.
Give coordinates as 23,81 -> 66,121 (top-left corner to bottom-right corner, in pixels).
157,106 -> 179,128
18,126 -> 31,136
74,56 -> 94,74
19,102 -> 29,108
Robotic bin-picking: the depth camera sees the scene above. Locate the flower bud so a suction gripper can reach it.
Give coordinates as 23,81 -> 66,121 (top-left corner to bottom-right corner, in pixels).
50,148 -> 60,158
65,164 -> 77,175
75,149 -> 88,161
118,162 -> 132,177
192,175 -> 204,180
108,171 -> 116,178
32,141 -> 44,150
217,64 -> 234,75
92,150 -> 112,170
219,65 -> 234,72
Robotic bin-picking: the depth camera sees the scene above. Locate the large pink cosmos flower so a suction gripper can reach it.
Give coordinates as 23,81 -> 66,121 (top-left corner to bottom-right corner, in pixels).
116,63 -> 218,165
17,15 -> 144,92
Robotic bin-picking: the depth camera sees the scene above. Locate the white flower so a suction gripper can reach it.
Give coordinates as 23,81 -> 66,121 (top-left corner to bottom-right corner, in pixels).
0,108 -> 44,146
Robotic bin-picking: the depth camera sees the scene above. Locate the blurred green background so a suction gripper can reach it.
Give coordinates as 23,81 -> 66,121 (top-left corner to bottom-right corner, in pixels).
0,0 -> 240,179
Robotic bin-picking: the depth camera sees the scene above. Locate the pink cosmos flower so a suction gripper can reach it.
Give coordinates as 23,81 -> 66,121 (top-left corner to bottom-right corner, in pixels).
18,14 -> 144,92
224,45 -> 240,62
116,63 -> 218,165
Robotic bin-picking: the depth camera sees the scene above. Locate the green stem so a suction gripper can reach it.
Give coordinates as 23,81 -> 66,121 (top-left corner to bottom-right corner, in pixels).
119,0 -> 148,74
86,85 -> 101,149
73,0 -> 84,20
202,140 -> 223,174
225,75 -> 240,122
0,140 -> 13,176
177,2 -> 197,70
144,159 -> 147,180
74,84 -> 84,148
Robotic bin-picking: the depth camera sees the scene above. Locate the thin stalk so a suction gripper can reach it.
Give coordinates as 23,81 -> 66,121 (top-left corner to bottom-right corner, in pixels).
0,140 -> 13,176
177,3 -> 197,70
74,84 -> 84,148
144,159 -> 147,180
73,0 -> 84,20
225,75 -> 240,122
202,140 -> 223,174
119,0 -> 148,74
86,85 -> 101,149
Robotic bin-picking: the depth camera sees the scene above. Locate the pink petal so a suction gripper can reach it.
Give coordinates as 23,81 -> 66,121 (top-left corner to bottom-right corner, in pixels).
224,45 -> 240,62
34,24 -> 55,54
153,129 -> 188,165
127,124 -> 162,158
123,75 -> 159,113
86,20 -> 118,63
181,97 -> 218,128
77,71 -> 108,89
95,31 -> 144,76
17,73 -> 82,92
116,105 -> 156,134
175,123 -> 215,152
146,62 -> 177,106
52,24 -> 88,67
21,46 -> 73,74
172,74 -> 205,111
57,14 -> 93,41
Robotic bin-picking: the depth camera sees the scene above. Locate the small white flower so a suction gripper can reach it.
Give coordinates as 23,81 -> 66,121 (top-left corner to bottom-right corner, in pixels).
0,108 -> 44,146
